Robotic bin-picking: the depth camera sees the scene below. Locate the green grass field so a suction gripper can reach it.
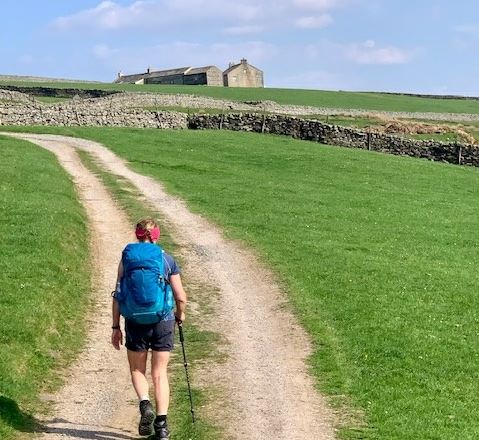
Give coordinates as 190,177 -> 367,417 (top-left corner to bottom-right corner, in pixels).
91,129 -> 479,440
0,135 -> 90,439
3,126 -> 479,439
80,128 -> 479,439
2,79 -> 479,114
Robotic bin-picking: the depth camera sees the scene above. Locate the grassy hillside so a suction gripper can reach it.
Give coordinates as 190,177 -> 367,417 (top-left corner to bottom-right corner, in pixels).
1,79 -> 479,114
0,135 -> 90,439
3,125 -> 479,439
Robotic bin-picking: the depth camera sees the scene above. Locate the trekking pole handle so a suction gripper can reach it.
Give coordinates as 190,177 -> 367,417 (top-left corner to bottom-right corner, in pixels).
176,318 -> 185,342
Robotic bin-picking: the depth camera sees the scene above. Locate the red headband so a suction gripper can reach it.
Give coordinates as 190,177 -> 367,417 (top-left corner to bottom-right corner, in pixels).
135,226 -> 160,242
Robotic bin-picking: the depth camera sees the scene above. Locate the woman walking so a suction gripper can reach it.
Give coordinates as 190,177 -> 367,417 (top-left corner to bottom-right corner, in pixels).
111,218 -> 187,439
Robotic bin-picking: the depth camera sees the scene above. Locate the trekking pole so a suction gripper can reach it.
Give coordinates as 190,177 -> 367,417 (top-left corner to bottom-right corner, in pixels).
177,320 -> 196,423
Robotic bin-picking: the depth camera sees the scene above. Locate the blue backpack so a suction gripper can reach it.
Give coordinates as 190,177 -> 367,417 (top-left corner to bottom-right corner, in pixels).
117,242 -> 174,324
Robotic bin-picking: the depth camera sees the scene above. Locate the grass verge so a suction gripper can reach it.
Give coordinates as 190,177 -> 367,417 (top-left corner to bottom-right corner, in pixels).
0,135 -> 90,439
77,151 -> 222,439
3,126 -> 479,439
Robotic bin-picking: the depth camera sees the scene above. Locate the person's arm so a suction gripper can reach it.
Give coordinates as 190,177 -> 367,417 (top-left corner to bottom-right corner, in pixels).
170,273 -> 187,323
111,260 -> 124,350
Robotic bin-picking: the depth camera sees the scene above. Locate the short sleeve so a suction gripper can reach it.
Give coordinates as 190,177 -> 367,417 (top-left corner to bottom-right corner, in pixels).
163,253 -> 180,280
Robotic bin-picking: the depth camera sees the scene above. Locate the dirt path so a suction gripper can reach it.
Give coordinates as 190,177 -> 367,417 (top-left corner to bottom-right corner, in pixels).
1,133 -> 140,439
5,133 -> 336,440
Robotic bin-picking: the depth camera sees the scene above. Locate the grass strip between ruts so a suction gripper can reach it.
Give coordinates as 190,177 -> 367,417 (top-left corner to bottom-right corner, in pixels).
77,150 -> 222,440
0,135 -> 90,439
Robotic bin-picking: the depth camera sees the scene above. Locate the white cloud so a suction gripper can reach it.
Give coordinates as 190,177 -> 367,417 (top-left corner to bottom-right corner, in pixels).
52,0 -> 263,31
295,14 -> 333,28
51,0 -> 351,34
164,0 -> 262,21
345,40 -> 414,65
54,1 -> 134,30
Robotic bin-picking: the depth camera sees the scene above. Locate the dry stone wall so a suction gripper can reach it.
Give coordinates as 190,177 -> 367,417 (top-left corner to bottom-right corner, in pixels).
0,90 -> 187,129
188,113 -> 479,167
1,88 -> 479,167
0,85 -> 117,99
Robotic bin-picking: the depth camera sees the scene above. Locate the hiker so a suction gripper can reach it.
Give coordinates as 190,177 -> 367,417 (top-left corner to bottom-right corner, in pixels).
111,218 -> 187,439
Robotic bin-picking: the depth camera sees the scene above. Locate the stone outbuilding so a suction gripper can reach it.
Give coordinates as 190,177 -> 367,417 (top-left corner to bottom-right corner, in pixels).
183,66 -> 223,86
115,65 -> 223,86
223,59 -> 264,88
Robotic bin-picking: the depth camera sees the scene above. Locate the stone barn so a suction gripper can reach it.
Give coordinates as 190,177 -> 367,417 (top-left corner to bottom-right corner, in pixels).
183,66 -> 223,86
223,59 -> 264,88
143,67 -> 190,85
115,66 -> 223,86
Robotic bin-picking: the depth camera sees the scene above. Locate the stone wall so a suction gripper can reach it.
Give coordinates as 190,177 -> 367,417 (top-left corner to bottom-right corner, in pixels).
0,85 -> 118,99
0,91 -> 187,129
1,88 -> 478,167
380,91 -> 479,101
188,113 -> 479,167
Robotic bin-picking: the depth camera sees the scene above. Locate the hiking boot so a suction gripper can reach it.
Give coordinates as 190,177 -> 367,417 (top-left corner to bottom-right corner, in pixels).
138,400 -> 155,436
153,419 -> 170,440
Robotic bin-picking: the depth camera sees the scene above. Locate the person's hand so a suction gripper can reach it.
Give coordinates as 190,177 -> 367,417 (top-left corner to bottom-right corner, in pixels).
111,329 -> 123,350
175,311 -> 186,324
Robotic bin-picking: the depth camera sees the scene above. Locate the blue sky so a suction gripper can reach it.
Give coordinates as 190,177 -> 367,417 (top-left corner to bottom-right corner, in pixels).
2,0 -> 478,95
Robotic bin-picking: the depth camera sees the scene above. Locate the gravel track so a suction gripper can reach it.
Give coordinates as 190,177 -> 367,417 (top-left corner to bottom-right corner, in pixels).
4,132 -> 336,440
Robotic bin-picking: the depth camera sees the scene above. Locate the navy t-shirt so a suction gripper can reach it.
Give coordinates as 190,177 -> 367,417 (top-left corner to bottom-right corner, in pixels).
163,252 -> 180,280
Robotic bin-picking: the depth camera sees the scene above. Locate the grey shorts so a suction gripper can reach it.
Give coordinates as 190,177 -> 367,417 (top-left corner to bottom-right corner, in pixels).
125,319 -> 175,352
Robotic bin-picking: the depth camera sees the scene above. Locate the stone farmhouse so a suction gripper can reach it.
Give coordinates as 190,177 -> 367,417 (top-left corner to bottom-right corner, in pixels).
223,59 -> 264,88
115,59 -> 263,87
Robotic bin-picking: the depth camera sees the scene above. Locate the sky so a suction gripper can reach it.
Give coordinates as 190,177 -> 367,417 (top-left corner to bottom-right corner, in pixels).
2,0 -> 478,95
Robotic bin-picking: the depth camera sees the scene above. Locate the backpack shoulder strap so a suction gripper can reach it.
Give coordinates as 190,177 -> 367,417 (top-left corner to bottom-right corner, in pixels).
163,252 -> 172,277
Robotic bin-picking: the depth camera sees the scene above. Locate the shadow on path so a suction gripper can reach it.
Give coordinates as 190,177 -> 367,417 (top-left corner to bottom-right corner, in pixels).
0,399 -> 137,440
44,418 -> 136,440
0,395 -> 42,433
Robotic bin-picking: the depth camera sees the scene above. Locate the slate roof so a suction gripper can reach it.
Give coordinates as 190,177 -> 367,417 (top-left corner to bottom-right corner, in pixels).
115,67 -> 192,83
185,66 -> 219,75
151,67 -> 191,76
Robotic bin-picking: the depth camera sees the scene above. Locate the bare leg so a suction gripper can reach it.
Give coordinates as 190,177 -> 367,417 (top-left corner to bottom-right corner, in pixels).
127,350 -> 149,399
151,351 -> 170,415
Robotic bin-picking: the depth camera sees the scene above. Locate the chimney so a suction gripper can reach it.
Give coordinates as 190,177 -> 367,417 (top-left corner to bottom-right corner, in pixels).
117,71 -> 123,78
229,61 -> 235,68
147,66 -> 151,74
240,58 -> 247,64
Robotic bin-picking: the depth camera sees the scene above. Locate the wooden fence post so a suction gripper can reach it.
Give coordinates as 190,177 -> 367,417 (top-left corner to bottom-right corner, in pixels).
219,104 -> 225,129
